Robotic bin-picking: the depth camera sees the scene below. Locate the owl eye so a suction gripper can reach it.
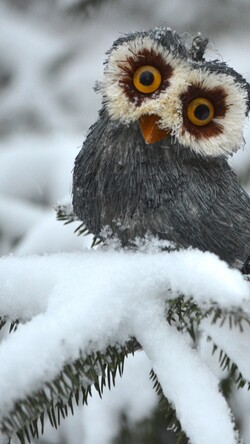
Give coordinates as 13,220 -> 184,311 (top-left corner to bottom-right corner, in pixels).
187,98 -> 214,126
133,65 -> 162,94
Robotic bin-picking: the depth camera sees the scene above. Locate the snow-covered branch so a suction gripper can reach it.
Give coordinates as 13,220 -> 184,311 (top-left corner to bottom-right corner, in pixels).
0,248 -> 249,443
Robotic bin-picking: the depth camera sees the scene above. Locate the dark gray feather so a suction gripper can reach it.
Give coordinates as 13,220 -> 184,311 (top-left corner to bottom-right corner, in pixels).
73,108 -> 250,268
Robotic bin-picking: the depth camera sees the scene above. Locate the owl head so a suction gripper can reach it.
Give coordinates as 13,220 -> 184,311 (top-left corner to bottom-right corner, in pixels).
98,27 -> 250,157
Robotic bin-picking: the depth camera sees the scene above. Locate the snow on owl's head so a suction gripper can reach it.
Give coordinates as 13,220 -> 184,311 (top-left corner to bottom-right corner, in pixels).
99,27 -> 250,157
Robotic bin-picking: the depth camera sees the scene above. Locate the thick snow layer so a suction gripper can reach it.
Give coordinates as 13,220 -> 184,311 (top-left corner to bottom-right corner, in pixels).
134,316 -> 237,444
0,3 -> 249,443
0,248 -> 248,444
0,248 -> 248,322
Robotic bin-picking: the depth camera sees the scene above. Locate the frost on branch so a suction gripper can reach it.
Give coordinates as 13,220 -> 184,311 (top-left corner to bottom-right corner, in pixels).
0,247 -> 249,444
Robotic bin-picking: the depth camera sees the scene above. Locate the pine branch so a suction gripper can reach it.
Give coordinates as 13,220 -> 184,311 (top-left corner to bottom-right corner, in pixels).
0,247 -> 248,444
0,318 -> 7,331
210,339 -> 249,390
55,203 -> 101,246
1,339 -> 140,443
9,320 -> 19,333
1,295 -> 248,443
0,318 -> 19,333
166,295 -> 250,341
55,203 -> 78,225
149,369 -> 187,444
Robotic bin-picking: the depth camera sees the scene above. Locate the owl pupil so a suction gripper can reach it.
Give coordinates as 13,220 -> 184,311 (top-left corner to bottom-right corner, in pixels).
139,71 -> 154,86
194,104 -> 210,121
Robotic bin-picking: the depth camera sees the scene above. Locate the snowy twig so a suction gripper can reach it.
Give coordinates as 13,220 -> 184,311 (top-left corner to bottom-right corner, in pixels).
0,249 -> 248,443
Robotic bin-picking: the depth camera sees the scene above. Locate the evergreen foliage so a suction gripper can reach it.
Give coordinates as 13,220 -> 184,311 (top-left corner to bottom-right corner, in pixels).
54,203 -> 250,443
2,290 -> 248,444
0,205 -> 248,443
149,370 -> 186,444
1,1 -> 250,443
1,337 -> 139,443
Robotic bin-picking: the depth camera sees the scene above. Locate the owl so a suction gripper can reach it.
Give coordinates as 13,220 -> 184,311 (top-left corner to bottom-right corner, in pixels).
73,26 -> 250,270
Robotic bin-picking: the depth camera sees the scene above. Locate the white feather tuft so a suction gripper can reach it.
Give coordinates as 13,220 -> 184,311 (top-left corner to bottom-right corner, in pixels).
100,35 -> 248,157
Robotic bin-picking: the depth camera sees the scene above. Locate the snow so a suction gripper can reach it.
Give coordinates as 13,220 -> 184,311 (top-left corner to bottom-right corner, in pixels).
230,386 -> 250,444
14,211 -> 92,255
39,351 -> 158,444
135,317 -> 237,444
0,248 -> 248,323
0,134 -> 84,255
201,319 -> 250,383
82,352 -> 157,444
0,1 -> 250,443
0,135 -> 80,205
0,195 -> 44,240
0,247 -> 248,444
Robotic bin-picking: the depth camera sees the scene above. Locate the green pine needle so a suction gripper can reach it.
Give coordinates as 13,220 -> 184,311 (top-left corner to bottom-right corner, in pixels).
166,296 -> 250,342
149,369 -> 187,442
210,339 -> 249,390
0,340 -> 140,443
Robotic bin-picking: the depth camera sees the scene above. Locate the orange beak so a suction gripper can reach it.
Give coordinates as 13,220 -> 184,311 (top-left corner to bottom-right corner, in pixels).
139,114 -> 171,144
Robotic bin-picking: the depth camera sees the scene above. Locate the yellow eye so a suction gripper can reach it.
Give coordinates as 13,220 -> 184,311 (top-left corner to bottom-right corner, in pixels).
133,65 -> 162,94
187,98 -> 214,126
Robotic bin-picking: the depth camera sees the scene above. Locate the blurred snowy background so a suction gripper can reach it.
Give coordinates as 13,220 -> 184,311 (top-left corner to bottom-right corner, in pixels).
0,0 -> 250,443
